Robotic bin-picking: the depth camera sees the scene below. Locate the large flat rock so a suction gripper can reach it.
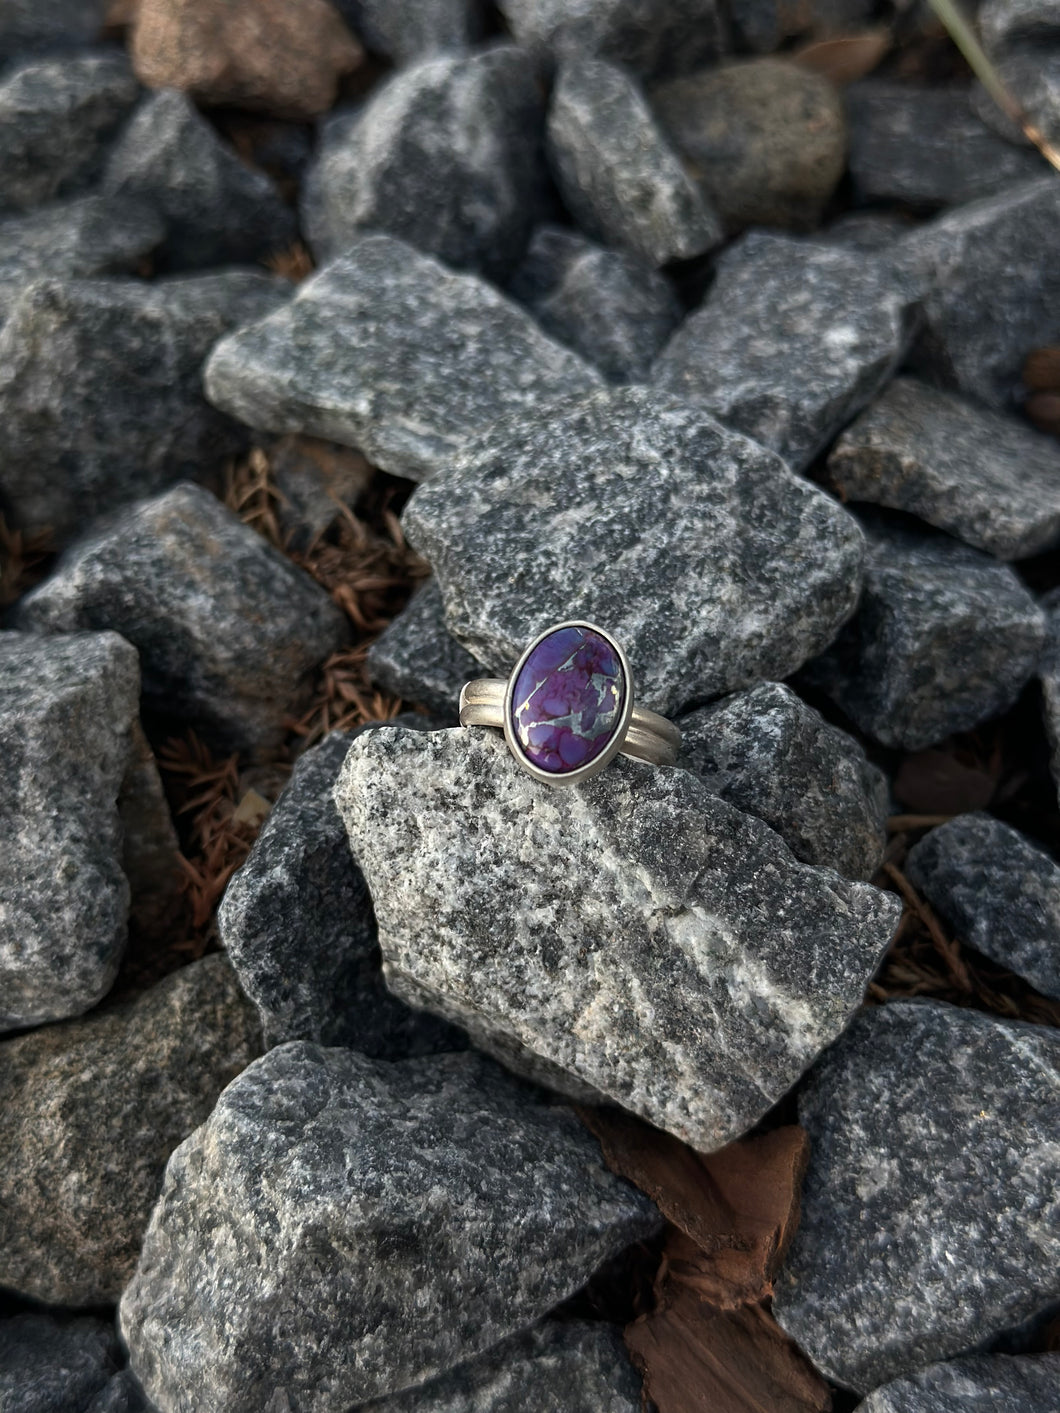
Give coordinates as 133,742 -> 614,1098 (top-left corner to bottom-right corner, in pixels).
335,725 -> 901,1149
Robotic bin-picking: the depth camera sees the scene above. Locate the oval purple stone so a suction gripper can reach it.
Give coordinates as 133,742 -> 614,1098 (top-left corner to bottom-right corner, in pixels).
510,625 -> 626,775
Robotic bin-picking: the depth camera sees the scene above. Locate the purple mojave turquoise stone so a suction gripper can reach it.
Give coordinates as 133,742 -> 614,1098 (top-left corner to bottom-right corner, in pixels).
510,625 -> 626,774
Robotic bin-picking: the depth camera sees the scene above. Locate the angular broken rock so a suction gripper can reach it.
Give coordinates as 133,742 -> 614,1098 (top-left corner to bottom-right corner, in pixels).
367,579 -> 484,720
506,224 -> 682,383
678,682 -> 889,881
0,0 -> 108,68
651,58 -> 847,232
858,1353 -> 1060,1413
402,386 -> 866,716
302,48 -> 546,277
204,234 -> 602,482
120,1044 -> 660,1411
14,483 -> 348,751
1040,589 -> 1060,804
897,176 -> 1060,411
0,51 -> 140,214
0,955 -> 261,1306
0,1313 -> 119,1413
546,57 -> 723,267
354,1322 -> 642,1412
906,813 -> 1060,1000
0,269 -> 288,540
336,0 -> 482,64
800,518 -> 1045,751
0,194 -> 163,327
335,725 -> 901,1149
130,0 -> 363,121
219,729 -> 465,1055
845,81 -> 1045,210
0,630 -> 138,1034
497,0 -> 729,79
774,1001 -> 1060,1392
652,230 -> 918,470
103,90 -> 297,271
827,376 -> 1060,560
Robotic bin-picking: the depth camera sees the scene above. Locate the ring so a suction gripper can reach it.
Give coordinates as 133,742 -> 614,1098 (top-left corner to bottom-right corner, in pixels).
458,621 -> 682,786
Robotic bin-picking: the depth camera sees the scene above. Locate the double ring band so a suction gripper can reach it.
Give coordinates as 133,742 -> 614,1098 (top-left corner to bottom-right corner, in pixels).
458,621 -> 682,786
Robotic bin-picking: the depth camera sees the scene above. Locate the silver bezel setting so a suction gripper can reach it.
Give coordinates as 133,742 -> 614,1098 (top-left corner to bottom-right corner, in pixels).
501,620 -> 635,787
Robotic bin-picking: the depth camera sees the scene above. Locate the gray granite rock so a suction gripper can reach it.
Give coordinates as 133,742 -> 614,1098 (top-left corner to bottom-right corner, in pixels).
774,1001 -> 1060,1392
679,682 -> 889,881
86,1371 -> 157,1413
816,211 -> 916,252
1040,590 -> 1060,804
336,725 -> 901,1147
729,0 -> 876,51
0,1314 -> 118,1413
801,519 -> 1045,750
367,579 -> 485,720
336,0 -> 483,64
506,225 -> 681,382
497,0 -> 729,78
651,58 -> 847,232
0,51 -> 139,214
355,1322 -> 642,1412
0,630 -> 137,1033
0,268 -> 288,540
219,729 -> 465,1055
0,193 -> 163,327
827,376 -> 1060,560
546,57 -> 723,267
0,0 -> 108,67
652,231 -> 918,471
402,386 -> 866,716
302,48 -> 546,278
980,49 -> 1060,147
103,90 -> 296,272
906,813 -> 1060,999
0,955 -> 261,1306
858,1353 -> 1060,1412
204,234 -> 602,482
980,0 -> 1060,46
897,176 -> 1060,411
845,82 -> 1045,210
120,1043 -> 660,1411
14,483 -> 348,751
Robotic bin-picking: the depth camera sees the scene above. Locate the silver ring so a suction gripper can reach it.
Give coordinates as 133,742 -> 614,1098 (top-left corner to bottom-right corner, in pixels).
458,621 -> 682,786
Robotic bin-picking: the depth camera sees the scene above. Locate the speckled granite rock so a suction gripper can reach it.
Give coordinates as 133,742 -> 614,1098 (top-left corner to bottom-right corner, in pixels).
0,955 -> 261,1306
0,194 -> 163,327
402,387 -> 865,716
827,377 -> 1060,560
497,0 -> 728,77
652,231 -> 917,471
0,631 -> 137,1033
103,90 -> 296,271
219,729 -> 464,1055
336,725 -> 900,1147
774,1001 -> 1060,1392
679,682 -> 889,881
978,0 -> 1060,147
337,0 -> 484,67
130,0 -> 363,121
0,269 -> 287,540
204,234 -> 602,483
507,225 -> 681,382
120,1044 -> 659,1412
1040,590 -> 1060,803
651,58 -> 847,231
906,814 -> 1060,999
0,51 -> 139,214
302,49 -> 546,277
354,1322 -> 641,1412
14,483 -> 347,750
845,82 -> 1044,209
0,0 -> 108,67
858,1353 -> 1060,1412
0,1314 -> 119,1413
897,176 -> 1060,411
816,211 -> 914,251
800,519 -> 1045,750
546,57 -> 722,267
367,579 -> 484,720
